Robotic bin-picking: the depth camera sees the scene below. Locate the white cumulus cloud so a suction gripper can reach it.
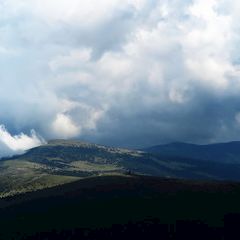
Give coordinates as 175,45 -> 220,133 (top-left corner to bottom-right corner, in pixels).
52,113 -> 81,139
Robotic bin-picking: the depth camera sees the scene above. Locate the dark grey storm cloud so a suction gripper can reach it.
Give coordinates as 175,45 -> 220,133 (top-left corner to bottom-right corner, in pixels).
1,0 -> 240,155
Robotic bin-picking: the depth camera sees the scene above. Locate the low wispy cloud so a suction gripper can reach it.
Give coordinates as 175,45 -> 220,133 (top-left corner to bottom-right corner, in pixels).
0,125 -> 45,158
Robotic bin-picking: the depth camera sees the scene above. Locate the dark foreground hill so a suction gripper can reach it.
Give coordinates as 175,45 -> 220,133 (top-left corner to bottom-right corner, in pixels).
1,175 -> 240,240
2,139 -> 240,197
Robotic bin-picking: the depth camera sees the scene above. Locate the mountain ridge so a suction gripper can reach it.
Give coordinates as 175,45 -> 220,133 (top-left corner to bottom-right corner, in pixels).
144,141 -> 240,164
2,139 -> 240,197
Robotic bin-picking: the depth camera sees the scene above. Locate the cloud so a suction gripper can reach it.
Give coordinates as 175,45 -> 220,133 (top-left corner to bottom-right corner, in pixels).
0,125 -> 45,157
1,0 -> 240,151
52,113 -> 80,138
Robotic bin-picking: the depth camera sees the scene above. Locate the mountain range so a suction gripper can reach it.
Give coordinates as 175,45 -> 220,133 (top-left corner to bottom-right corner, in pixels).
1,139 -> 240,197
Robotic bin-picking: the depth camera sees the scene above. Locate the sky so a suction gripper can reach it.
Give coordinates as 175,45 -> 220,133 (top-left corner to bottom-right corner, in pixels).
1,0 -> 240,156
